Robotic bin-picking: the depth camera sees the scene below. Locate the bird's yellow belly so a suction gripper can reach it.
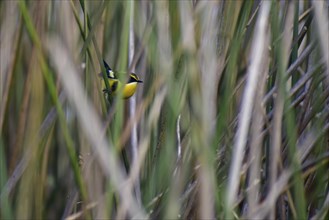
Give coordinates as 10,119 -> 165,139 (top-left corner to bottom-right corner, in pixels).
122,82 -> 138,99
102,79 -> 138,99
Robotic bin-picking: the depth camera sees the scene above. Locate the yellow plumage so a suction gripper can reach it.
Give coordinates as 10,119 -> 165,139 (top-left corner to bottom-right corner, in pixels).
101,60 -> 142,99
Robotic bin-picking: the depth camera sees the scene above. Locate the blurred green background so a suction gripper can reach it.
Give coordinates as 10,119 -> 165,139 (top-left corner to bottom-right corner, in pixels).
1,0 -> 329,219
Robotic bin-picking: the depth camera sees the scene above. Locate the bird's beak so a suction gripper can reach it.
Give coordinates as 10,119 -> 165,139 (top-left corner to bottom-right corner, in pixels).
137,80 -> 143,83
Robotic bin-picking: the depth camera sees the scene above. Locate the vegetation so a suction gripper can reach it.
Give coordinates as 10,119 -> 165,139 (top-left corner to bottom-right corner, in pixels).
1,0 -> 328,219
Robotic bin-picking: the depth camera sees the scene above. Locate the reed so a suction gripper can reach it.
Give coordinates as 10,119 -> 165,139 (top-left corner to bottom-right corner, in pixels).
1,1 -> 328,219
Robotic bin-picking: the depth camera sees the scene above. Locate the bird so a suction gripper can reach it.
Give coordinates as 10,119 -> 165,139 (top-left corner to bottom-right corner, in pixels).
100,60 -> 143,99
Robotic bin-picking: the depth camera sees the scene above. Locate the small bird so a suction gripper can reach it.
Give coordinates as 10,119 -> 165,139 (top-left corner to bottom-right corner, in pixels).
100,60 -> 143,99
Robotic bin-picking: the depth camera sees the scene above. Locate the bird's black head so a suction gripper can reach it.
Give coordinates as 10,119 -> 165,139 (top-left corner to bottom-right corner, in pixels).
101,60 -> 115,78
103,60 -> 112,71
128,73 -> 143,83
